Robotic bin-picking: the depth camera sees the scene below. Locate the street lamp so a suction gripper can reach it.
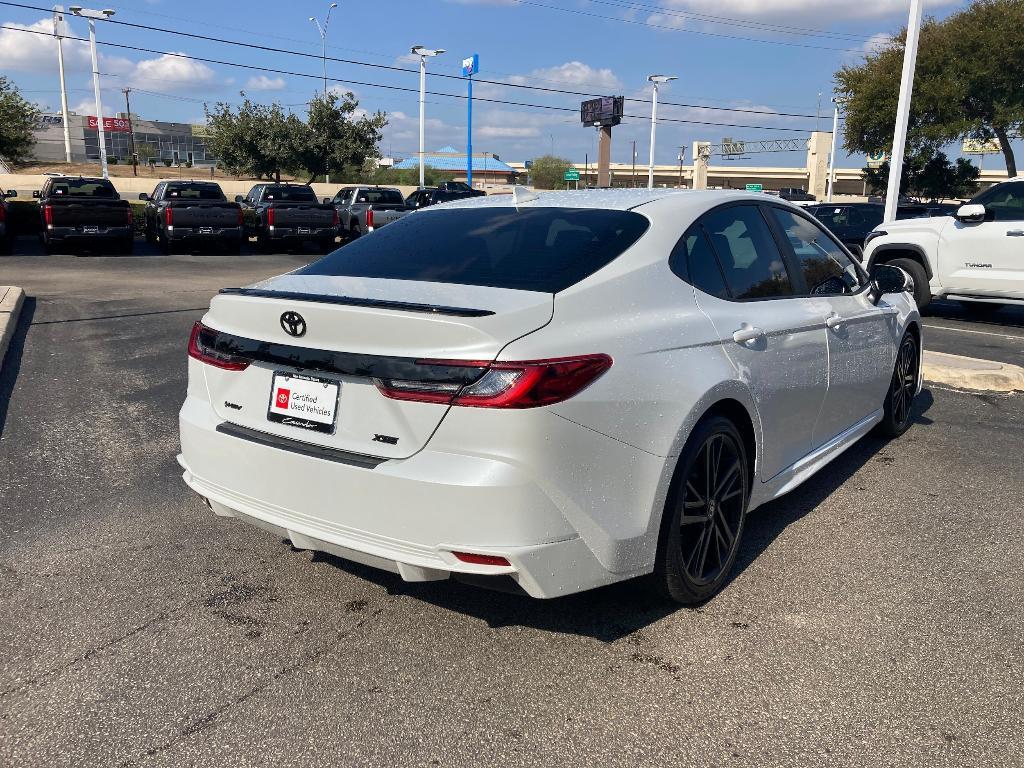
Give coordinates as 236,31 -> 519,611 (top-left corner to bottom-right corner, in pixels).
827,97 -> 842,203
885,0 -> 924,222
310,2 -> 338,184
411,45 -> 445,189
69,6 -> 115,179
647,74 -> 676,189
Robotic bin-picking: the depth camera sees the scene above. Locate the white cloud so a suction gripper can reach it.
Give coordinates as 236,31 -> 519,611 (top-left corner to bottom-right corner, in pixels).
70,97 -> 114,117
650,0 -> 960,26
246,75 -> 286,91
130,53 -> 215,92
0,18 -> 132,74
478,125 -> 541,138
509,61 -> 623,92
863,31 -> 893,53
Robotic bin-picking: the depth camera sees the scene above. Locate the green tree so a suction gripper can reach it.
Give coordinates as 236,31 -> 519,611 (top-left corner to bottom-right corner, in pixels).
529,155 -> 573,189
204,96 -> 304,181
863,148 -> 979,201
302,91 -> 387,183
0,77 -> 40,166
836,0 -> 1024,177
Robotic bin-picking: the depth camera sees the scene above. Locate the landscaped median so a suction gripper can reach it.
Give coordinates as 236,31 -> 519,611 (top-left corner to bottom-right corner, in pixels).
0,286 -> 26,371
923,350 -> 1024,394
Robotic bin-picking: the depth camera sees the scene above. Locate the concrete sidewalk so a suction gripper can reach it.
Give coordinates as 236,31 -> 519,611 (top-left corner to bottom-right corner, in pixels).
0,286 -> 26,370
923,349 -> 1024,393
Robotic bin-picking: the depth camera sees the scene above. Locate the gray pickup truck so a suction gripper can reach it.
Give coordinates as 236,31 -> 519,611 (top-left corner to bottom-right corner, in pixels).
141,181 -> 243,255
327,186 -> 410,240
239,183 -> 338,253
33,176 -> 133,254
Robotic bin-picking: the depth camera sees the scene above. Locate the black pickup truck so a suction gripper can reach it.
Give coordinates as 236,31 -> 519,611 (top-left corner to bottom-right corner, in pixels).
33,176 -> 133,254
141,181 -> 244,255
237,183 -> 338,253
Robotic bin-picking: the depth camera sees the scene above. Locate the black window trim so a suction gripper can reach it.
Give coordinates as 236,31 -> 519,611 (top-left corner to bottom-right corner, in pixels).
760,202 -> 873,299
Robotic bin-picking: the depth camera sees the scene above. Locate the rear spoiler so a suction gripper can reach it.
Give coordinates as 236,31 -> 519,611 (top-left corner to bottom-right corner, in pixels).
218,288 -> 495,318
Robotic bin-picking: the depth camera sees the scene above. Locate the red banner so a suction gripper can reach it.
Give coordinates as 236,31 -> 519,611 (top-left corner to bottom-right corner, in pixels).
87,116 -> 131,133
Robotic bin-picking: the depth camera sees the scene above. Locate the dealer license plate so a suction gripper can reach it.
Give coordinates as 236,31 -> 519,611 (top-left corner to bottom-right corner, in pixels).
267,372 -> 339,434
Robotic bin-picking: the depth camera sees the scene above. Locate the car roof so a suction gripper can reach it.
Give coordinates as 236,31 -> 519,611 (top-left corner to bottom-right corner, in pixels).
434,188 -> 769,213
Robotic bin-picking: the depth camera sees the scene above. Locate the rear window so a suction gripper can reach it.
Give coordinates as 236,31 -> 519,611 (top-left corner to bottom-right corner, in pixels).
166,183 -> 224,200
355,189 -> 404,205
49,179 -> 116,197
296,207 -> 650,293
264,185 -> 317,202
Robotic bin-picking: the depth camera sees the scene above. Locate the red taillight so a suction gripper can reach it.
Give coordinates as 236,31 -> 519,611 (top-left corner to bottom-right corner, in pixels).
375,354 -> 612,409
237,206 -> 244,227
452,551 -> 511,567
187,321 -> 250,371
332,208 -> 340,227
0,205 -> 5,223
365,208 -> 374,229
126,207 -> 133,226
266,208 -> 275,227
44,204 -> 53,227
165,207 -> 173,226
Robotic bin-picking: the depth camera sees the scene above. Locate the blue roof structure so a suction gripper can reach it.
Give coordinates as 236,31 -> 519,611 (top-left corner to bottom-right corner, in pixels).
392,147 -> 517,174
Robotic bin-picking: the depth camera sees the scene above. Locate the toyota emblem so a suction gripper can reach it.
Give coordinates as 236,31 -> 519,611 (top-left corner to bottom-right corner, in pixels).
280,311 -> 306,338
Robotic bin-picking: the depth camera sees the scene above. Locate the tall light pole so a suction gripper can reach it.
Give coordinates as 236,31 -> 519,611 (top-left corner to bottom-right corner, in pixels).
310,3 -> 338,184
69,6 -> 115,180
53,6 -> 72,163
885,0 -> 924,222
411,45 -> 445,189
827,98 -> 841,203
647,74 -> 676,189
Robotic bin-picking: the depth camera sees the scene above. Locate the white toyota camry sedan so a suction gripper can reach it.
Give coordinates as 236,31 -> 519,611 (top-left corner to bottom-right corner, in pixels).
178,189 -> 921,604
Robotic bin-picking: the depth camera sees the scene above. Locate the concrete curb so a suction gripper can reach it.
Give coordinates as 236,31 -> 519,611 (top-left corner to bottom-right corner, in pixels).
923,350 -> 1024,393
0,286 -> 26,371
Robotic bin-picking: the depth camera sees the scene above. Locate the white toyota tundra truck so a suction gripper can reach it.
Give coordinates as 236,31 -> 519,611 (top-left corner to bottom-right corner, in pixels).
863,177 -> 1024,312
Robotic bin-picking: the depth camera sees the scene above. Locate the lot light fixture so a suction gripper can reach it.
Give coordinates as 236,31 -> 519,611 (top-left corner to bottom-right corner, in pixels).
411,45 -> 445,189
309,2 -> 339,184
647,75 -> 676,189
69,6 -> 115,180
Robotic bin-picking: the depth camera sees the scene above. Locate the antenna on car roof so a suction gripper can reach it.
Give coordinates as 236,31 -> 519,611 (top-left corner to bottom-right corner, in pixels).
512,185 -> 538,209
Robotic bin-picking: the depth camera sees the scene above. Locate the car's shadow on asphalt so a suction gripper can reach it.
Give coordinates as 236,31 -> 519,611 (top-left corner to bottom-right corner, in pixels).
312,391 -> 937,642
0,296 -> 36,439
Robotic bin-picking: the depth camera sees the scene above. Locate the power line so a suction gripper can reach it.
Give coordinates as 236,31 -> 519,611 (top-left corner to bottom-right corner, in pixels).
0,1 -> 820,119
0,23 -> 818,133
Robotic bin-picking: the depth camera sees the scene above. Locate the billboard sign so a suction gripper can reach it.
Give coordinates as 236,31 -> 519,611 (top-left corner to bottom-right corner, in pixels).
962,138 -> 1000,154
866,150 -> 888,168
580,96 -> 624,127
87,116 -> 131,133
461,54 -> 479,77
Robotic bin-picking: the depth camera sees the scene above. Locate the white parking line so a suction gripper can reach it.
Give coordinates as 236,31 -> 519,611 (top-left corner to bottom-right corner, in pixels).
923,323 -> 1024,341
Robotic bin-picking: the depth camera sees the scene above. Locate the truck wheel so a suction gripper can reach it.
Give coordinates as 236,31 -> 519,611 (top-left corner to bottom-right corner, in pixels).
319,236 -> 337,253
889,258 -> 930,311
349,224 -> 361,241
160,235 -> 174,256
145,224 -> 156,245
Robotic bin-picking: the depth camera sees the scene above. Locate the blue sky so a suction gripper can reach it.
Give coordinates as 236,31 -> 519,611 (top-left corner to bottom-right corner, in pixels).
4,0 -> 1000,169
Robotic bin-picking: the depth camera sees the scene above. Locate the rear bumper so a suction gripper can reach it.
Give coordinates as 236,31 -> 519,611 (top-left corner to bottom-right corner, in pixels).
168,226 -> 243,242
265,226 -> 337,240
47,225 -> 130,241
178,394 -> 644,598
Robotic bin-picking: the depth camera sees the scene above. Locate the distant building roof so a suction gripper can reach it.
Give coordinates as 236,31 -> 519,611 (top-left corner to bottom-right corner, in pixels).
392,147 -> 517,174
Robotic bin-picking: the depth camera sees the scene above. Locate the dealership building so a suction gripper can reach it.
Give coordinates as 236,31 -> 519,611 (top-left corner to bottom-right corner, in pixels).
31,112 -> 216,167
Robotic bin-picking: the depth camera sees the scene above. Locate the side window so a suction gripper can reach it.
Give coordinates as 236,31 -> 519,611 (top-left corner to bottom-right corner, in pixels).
769,208 -> 863,296
670,225 -> 729,299
702,205 -> 794,300
970,181 -> 1024,221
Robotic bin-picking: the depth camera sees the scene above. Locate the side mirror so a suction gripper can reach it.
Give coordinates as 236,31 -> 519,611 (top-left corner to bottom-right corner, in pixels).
138,193 -> 150,201
32,190 -> 41,198
955,203 -> 986,223
322,197 -> 331,205
234,195 -> 244,203
4,189 -> 15,198
870,263 -> 914,304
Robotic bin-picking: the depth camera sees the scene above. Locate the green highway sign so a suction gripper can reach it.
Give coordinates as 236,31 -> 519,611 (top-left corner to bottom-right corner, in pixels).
564,168 -> 580,181
745,183 -> 763,192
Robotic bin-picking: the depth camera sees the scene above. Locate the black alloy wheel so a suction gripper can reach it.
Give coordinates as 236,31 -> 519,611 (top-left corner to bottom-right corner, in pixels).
655,416 -> 750,605
878,332 -> 919,438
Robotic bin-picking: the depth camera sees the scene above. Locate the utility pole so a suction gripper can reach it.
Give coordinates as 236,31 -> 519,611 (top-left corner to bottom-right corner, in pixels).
411,45 -> 445,189
122,87 -> 137,176
677,146 -> 685,188
647,74 -> 676,189
53,6 -> 72,163
69,6 -> 116,180
309,3 -> 338,184
827,98 -> 840,202
885,0 -> 924,222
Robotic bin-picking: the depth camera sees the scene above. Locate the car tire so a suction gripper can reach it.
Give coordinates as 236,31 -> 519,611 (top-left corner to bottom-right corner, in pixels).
654,415 -> 750,605
876,331 -> 920,439
145,224 -> 156,245
160,235 -> 174,256
889,258 -> 930,311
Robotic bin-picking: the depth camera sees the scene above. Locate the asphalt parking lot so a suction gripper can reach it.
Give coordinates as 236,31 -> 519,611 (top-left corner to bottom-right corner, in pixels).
1,251 -> 1022,767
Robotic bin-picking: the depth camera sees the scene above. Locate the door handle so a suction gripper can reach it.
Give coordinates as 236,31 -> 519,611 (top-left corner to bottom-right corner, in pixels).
825,313 -> 844,330
732,326 -> 765,344
1007,230 -> 1024,236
